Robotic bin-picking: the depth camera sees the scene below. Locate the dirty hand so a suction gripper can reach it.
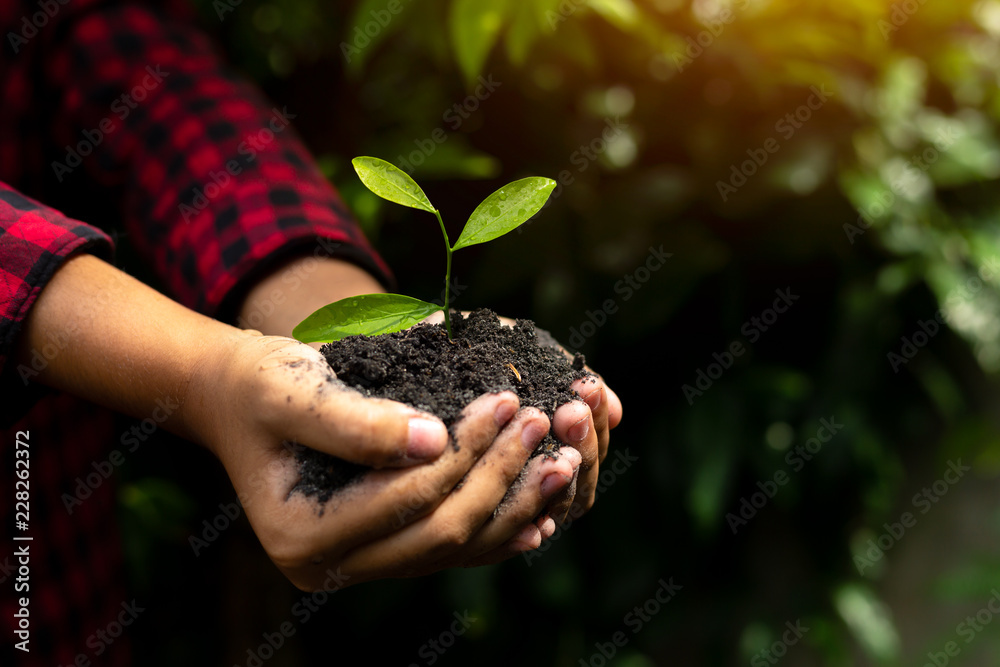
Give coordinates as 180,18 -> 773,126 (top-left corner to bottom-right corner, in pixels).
193,331 -> 583,589
425,311 -> 624,523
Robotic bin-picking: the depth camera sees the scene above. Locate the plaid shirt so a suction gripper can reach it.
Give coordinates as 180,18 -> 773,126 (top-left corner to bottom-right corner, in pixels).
0,1 -> 390,663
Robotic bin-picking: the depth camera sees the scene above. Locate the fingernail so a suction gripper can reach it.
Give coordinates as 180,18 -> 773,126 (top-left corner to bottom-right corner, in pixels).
513,524 -> 540,551
407,418 -> 447,459
522,420 -> 548,452
495,399 -> 517,428
584,386 -> 602,411
568,416 -> 590,443
541,472 -> 569,498
538,516 -> 556,540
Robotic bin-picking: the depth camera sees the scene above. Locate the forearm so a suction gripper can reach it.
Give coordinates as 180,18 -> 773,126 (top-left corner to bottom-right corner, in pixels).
237,256 -> 386,337
12,253 -> 242,443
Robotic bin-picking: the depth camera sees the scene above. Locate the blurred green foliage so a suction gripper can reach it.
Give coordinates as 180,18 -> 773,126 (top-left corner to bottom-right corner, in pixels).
136,0 -> 1000,664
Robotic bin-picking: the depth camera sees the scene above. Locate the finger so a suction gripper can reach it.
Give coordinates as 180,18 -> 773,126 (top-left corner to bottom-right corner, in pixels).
553,399 -> 598,513
605,384 -> 623,429
260,392 -> 520,582
261,354 -> 451,469
572,379 -> 611,464
336,408 -> 555,578
463,512 -> 558,567
460,445 -> 581,560
544,464 -> 579,523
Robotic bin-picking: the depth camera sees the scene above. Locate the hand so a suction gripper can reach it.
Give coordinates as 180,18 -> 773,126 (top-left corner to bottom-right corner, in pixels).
191,331 -> 583,589
422,310 -> 624,523
555,371 -> 623,520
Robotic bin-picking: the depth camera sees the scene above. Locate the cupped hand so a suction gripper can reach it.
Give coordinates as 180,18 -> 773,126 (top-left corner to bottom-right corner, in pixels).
423,311 -> 623,522
190,331 -> 581,590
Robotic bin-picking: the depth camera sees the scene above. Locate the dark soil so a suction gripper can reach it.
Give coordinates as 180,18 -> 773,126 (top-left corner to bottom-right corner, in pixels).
292,309 -> 593,503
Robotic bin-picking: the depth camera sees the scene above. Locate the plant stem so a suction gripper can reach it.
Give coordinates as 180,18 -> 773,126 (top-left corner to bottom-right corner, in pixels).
433,209 -> 453,338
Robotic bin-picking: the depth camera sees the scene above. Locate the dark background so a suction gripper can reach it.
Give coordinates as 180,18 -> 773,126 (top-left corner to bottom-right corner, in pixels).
116,1 -> 1000,665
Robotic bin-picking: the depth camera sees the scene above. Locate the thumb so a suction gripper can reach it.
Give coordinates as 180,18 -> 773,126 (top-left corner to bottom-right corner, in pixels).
275,384 -> 449,468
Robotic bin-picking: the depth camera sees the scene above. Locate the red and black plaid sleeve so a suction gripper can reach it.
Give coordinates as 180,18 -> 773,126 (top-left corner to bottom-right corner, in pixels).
2,0 -> 392,322
0,184 -> 114,410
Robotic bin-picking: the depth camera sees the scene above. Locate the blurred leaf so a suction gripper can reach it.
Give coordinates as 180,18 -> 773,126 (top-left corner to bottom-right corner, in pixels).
587,0 -> 640,29
932,558 -> 1000,600
343,0 -> 413,73
449,0 -> 510,85
505,0 -> 540,65
833,584 -> 901,663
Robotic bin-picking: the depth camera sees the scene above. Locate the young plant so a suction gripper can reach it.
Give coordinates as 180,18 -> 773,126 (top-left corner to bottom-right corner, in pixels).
292,157 -> 556,343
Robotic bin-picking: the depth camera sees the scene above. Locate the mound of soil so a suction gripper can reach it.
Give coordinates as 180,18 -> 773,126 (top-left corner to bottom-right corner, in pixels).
292,309 -> 593,503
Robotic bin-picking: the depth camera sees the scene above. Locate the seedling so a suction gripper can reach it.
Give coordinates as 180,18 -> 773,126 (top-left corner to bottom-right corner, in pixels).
293,157 -> 556,343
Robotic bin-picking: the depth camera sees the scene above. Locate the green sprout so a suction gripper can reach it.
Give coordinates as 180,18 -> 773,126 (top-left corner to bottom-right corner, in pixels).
292,157 -> 556,342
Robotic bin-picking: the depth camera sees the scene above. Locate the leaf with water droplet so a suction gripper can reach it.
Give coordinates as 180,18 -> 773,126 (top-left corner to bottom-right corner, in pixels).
352,157 -> 437,213
292,294 -> 443,343
452,177 -> 556,251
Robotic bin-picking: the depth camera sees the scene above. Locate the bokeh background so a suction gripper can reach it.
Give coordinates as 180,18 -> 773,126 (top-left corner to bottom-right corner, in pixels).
118,0 -> 1000,664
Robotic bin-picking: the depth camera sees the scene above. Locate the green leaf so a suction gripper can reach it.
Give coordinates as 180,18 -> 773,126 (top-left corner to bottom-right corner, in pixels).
505,1 -> 540,66
453,177 -> 557,250
342,0 -> 413,74
448,0 -> 510,85
352,157 -> 436,213
588,0 -> 640,29
292,294 -> 443,343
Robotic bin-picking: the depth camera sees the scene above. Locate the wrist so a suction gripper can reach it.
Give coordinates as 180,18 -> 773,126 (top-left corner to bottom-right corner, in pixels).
180,325 -> 260,453
237,255 -> 386,337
